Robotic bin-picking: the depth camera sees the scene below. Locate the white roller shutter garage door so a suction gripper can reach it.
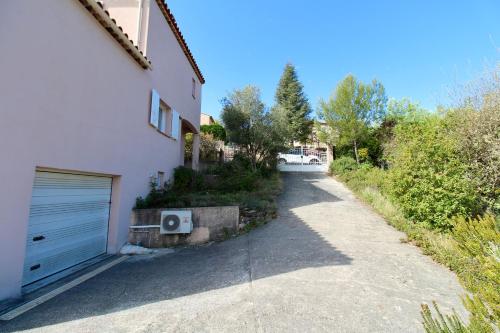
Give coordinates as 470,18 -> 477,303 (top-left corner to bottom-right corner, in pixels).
22,171 -> 112,286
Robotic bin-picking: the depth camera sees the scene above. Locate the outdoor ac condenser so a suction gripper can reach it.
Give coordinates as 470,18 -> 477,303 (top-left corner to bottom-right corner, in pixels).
160,210 -> 193,234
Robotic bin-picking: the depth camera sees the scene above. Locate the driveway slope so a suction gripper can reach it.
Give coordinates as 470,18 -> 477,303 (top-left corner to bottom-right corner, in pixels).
0,173 -> 465,333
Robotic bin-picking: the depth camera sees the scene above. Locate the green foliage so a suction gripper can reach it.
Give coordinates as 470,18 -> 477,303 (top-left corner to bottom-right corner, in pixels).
449,80 -> 500,215
172,166 -> 204,193
420,215 -> 499,333
200,123 -> 226,141
210,155 -> 260,192
387,115 -> 478,229
274,63 -> 313,143
184,132 -> 193,161
357,147 -> 369,162
452,215 -> 500,327
314,120 -> 339,146
329,156 -> 358,175
386,97 -> 428,122
199,133 -> 221,161
221,86 -> 289,170
135,159 -> 282,214
318,74 -> 387,164
421,302 -> 470,333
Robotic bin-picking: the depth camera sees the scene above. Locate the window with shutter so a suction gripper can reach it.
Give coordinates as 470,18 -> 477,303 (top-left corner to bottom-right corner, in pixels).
149,89 -> 177,139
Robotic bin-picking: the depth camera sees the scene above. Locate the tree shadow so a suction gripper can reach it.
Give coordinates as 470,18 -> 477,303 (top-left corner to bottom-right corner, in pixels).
0,173 -> 352,331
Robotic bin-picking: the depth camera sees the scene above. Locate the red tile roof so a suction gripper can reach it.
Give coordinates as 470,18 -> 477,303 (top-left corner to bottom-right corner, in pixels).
78,0 -> 152,69
78,0 -> 204,83
155,0 -> 205,84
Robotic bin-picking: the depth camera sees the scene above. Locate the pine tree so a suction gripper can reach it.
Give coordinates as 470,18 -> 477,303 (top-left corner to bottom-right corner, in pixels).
274,63 -> 312,143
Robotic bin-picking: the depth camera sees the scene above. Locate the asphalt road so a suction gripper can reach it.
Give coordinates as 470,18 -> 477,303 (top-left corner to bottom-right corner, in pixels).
0,172 -> 466,333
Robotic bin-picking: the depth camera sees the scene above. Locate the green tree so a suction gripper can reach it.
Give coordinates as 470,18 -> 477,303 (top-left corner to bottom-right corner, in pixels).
314,120 -> 339,160
221,86 -> 289,170
386,97 -> 426,122
319,74 -> 387,164
275,63 -> 313,143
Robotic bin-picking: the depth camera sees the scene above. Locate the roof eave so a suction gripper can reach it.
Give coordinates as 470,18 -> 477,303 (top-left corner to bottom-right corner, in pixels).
78,0 -> 152,70
155,0 -> 205,84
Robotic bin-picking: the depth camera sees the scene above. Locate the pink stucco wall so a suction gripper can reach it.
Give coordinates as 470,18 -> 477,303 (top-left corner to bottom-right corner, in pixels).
0,0 -> 202,300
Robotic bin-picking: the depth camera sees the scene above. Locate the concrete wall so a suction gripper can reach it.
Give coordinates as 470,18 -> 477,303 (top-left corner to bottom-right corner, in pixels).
0,0 -> 202,300
129,207 -> 239,247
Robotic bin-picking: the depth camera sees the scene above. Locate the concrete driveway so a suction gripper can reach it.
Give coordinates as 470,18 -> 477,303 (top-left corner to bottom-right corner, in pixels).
0,173 -> 465,333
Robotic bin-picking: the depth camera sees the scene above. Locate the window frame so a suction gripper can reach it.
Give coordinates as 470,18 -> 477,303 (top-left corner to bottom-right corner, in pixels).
149,89 -> 179,140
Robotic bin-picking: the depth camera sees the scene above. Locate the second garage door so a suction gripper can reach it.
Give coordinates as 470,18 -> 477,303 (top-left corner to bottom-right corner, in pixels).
22,171 -> 112,286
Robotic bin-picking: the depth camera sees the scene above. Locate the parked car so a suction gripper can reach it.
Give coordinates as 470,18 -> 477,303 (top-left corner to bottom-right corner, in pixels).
277,152 -> 321,164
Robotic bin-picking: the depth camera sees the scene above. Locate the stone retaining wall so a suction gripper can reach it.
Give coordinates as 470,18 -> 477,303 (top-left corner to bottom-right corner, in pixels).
129,206 -> 239,247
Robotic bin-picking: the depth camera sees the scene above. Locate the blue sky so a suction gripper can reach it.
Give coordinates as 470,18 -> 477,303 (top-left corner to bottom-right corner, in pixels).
168,0 -> 500,120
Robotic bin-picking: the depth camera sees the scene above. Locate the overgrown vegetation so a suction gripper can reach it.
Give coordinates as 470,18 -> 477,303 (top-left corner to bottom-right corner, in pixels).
387,115 -> 479,230
135,155 -> 282,233
184,132 -> 223,162
324,69 -> 500,332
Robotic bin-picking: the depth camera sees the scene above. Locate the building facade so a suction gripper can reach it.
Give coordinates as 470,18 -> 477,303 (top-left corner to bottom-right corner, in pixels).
200,113 -> 216,126
0,0 -> 204,301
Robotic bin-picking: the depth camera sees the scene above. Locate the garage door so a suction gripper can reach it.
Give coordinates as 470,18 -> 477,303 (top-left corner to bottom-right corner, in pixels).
22,171 -> 112,286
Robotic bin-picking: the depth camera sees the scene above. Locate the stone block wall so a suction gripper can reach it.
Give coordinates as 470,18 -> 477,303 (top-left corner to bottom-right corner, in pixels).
129,206 -> 239,248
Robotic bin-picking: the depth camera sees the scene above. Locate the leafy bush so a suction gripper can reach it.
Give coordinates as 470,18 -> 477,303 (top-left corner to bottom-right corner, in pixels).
329,156 -> 358,175
358,147 -> 369,162
207,154 -> 259,192
452,215 -> 500,329
449,82 -> 500,215
172,166 -> 204,192
420,215 -> 499,333
200,123 -> 226,141
387,115 -> 479,229
184,132 -> 222,162
199,133 -> 221,161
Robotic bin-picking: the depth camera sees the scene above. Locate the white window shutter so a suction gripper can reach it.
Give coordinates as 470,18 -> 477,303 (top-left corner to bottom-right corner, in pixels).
171,110 -> 180,140
150,89 -> 160,127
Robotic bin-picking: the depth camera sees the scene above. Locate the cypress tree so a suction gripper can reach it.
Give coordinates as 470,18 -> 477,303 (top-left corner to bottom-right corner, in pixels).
275,63 -> 313,143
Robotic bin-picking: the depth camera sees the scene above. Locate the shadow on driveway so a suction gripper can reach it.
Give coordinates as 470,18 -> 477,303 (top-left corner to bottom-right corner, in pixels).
0,173 -> 352,332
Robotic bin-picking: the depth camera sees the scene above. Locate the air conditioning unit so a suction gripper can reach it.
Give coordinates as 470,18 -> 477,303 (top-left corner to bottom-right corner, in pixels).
160,210 -> 193,234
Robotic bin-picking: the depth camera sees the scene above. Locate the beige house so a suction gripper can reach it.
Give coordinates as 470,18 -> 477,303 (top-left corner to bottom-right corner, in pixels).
200,113 -> 216,126
0,0 -> 204,301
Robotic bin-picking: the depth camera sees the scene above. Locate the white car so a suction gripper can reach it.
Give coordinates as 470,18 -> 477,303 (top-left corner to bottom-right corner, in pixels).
277,152 -> 321,165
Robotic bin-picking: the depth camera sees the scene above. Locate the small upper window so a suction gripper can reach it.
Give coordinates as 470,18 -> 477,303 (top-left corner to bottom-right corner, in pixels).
192,78 -> 196,99
157,171 -> 165,189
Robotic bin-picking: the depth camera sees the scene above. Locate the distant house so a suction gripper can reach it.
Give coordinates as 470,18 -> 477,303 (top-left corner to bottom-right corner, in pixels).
0,0 -> 204,301
293,121 -> 328,151
200,113 -> 216,125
